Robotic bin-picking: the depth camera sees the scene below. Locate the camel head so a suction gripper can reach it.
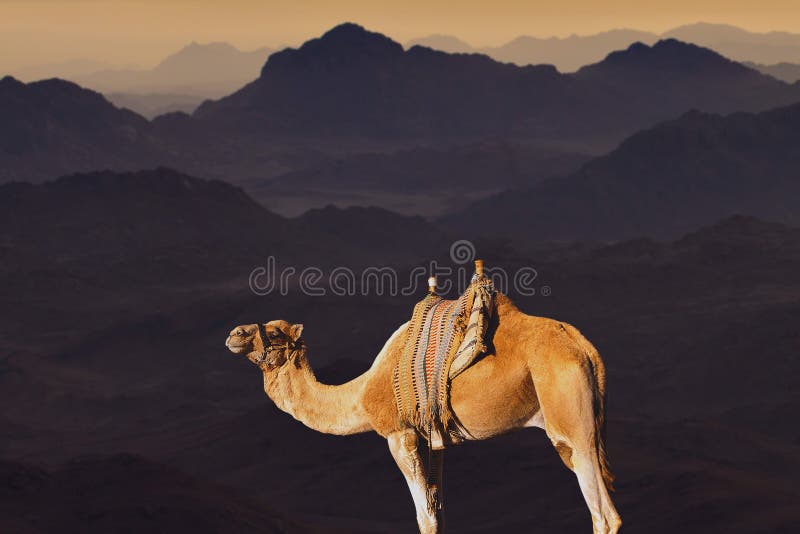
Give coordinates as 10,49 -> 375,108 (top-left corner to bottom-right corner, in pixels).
225,320 -> 304,370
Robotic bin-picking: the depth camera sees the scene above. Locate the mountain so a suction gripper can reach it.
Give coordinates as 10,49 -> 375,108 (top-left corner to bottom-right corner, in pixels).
193,23 -> 581,138
406,30 -> 661,71
442,103 -> 800,242
480,29 -> 659,72
75,42 -> 273,97
0,168 -> 451,294
9,59 -> 125,82
406,34 -> 475,54
409,23 -> 800,71
7,23 -> 800,205
0,168 -> 292,285
664,22 -> 800,65
106,92 -> 206,118
0,76 -> 165,182
745,61 -> 800,83
194,23 -> 800,147
152,42 -> 272,88
571,39 -> 800,127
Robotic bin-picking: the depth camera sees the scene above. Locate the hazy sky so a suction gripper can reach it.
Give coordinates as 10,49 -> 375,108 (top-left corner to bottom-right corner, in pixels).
2,0 -> 800,70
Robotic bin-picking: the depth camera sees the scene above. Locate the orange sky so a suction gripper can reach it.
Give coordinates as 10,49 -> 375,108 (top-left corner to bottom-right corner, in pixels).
2,0 -> 800,70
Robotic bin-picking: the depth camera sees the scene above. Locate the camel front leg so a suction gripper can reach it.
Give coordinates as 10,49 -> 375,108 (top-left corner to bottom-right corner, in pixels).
387,429 -> 443,534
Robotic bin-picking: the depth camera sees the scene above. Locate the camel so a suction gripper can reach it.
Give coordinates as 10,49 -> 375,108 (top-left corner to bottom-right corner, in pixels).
225,293 -> 621,533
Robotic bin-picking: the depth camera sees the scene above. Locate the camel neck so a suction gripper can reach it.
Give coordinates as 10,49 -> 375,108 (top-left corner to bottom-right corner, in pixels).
262,350 -> 372,435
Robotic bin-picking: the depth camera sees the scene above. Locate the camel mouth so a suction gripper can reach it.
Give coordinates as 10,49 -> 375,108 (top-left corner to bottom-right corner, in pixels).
225,338 -> 250,354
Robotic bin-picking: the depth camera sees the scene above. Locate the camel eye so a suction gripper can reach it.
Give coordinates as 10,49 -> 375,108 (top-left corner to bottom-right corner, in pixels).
236,330 -> 244,336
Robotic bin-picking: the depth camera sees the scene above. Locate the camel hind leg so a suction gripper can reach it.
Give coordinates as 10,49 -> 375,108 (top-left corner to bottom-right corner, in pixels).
536,359 -> 621,534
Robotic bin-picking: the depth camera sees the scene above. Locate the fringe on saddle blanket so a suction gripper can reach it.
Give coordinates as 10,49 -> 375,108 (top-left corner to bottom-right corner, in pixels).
393,265 -> 495,449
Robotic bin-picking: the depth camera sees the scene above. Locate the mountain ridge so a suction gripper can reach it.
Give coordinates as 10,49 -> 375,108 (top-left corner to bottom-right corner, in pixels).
442,102 -> 800,242
0,76 -> 164,181
409,21 -> 800,70
192,23 -> 800,145
74,41 -> 273,97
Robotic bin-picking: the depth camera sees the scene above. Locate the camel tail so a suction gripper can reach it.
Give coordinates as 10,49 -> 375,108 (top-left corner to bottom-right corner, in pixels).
570,327 -> 615,492
589,344 -> 615,492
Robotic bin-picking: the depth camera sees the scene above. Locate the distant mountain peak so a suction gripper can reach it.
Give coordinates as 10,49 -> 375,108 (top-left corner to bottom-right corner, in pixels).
323,22 -> 369,37
0,75 -> 24,91
183,41 -> 237,51
577,38 -> 750,78
667,21 -> 752,36
260,22 -> 403,76
405,34 -> 474,54
652,38 -> 703,51
0,76 -> 117,109
315,22 -> 402,53
613,38 -> 713,59
154,41 -> 252,72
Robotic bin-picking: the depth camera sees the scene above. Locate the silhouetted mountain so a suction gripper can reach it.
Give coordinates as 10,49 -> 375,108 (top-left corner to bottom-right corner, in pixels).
407,30 -> 660,71
744,61 -> 800,83
572,39 -> 800,126
6,24 -> 800,207
0,168 -> 452,293
106,91 -> 205,118
406,34 -> 475,54
195,22 -> 580,138
664,22 -> 800,64
443,103 -> 800,242
409,23 -> 800,71
154,42 -> 272,84
75,42 -> 273,97
194,23 -> 800,147
481,29 -> 658,71
0,76 -> 165,182
10,59 -> 124,83
0,168 -> 292,286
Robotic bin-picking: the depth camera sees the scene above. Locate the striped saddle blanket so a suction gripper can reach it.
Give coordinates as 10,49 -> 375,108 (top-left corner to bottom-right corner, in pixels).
393,275 -> 495,449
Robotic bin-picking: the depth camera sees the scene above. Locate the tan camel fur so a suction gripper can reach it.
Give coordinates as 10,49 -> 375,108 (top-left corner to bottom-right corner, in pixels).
225,294 -> 621,533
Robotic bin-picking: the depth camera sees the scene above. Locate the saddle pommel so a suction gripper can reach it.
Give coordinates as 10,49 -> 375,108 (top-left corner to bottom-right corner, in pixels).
475,259 -> 485,277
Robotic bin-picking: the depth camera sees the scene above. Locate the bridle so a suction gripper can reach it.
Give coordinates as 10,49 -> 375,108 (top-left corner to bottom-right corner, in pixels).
254,323 -> 298,367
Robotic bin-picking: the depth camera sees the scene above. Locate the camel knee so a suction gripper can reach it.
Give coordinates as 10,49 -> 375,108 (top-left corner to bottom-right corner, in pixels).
608,512 -> 621,534
593,513 -> 621,534
553,441 -> 574,470
600,503 -> 621,534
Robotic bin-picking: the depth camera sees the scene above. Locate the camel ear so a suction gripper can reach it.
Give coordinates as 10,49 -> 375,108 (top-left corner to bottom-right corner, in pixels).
289,324 -> 304,342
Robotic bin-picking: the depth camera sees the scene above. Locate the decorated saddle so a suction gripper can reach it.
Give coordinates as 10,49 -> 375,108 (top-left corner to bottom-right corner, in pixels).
393,260 -> 495,449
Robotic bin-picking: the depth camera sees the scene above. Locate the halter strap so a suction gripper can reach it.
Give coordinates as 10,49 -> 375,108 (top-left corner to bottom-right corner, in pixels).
254,323 -> 294,366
